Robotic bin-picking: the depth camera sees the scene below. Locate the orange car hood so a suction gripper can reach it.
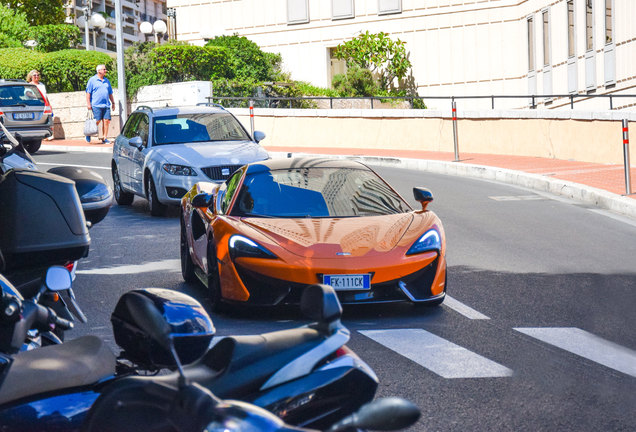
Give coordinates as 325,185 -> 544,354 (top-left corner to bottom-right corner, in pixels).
243,213 -> 434,258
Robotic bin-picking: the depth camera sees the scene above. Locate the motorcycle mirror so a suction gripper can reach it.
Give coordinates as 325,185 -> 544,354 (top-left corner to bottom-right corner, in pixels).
45,266 -> 73,291
327,397 -> 421,432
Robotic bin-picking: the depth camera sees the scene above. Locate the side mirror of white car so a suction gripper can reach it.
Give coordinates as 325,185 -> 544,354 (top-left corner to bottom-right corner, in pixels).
253,130 -> 266,143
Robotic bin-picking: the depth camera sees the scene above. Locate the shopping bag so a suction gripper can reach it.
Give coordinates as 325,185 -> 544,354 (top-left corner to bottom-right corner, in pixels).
84,111 -> 98,136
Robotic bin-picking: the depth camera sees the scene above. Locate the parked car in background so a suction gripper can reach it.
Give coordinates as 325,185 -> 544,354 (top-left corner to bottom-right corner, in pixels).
0,79 -> 53,154
111,104 -> 269,216
180,157 -> 447,311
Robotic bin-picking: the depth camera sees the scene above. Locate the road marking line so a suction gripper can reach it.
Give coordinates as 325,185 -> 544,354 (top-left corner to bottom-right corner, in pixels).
359,328 -> 513,378
36,162 -> 110,170
76,259 -> 181,275
514,327 -> 636,377
444,295 -> 490,320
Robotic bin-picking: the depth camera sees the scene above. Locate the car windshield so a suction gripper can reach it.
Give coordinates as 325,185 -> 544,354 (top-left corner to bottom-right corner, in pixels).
0,85 -> 45,107
233,167 -> 412,218
153,112 -> 250,145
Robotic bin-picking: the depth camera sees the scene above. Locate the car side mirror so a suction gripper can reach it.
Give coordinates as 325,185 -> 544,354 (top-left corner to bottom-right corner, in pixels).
192,193 -> 212,208
413,187 -> 433,211
253,130 -> 266,143
129,136 -> 143,150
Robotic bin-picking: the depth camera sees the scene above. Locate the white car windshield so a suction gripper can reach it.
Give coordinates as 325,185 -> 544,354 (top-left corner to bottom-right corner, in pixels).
153,113 -> 250,145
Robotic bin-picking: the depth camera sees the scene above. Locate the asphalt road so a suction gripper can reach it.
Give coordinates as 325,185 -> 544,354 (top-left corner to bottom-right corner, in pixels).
33,149 -> 636,432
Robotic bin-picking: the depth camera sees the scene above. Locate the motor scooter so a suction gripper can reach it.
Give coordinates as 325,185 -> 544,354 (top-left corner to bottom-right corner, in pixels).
82,287 -> 420,432
0,267 -> 378,431
0,122 -> 109,340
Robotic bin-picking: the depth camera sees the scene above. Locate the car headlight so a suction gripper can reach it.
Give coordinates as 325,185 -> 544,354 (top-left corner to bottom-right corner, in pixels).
406,229 -> 441,256
163,164 -> 198,176
229,235 -> 276,260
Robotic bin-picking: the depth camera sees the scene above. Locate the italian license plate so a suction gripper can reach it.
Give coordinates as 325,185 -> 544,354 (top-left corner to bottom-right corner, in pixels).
323,274 -> 370,290
13,112 -> 34,120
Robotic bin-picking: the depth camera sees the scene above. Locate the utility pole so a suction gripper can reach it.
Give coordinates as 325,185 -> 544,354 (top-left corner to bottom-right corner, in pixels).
114,0 -> 128,125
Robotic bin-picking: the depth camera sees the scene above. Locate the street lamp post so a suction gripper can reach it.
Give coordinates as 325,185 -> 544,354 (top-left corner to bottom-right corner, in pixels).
140,20 -> 167,43
114,0 -> 128,125
90,13 -> 106,50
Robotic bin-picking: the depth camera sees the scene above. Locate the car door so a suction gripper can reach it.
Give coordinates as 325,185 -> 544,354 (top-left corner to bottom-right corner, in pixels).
114,113 -> 141,190
129,113 -> 150,195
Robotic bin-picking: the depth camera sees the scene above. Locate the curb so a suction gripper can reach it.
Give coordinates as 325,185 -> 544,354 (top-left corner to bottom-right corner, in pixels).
41,144 -> 636,220
269,151 -> 636,220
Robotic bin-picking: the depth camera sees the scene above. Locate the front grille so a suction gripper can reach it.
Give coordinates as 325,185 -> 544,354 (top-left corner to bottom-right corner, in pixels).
201,165 -> 242,181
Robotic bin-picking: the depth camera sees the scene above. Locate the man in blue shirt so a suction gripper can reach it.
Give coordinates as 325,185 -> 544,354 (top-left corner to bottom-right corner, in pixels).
85,64 -> 116,143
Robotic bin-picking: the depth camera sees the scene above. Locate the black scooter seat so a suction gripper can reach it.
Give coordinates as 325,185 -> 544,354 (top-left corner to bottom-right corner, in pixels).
0,336 -> 117,405
145,327 -> 327,399
202,326 -> 327,398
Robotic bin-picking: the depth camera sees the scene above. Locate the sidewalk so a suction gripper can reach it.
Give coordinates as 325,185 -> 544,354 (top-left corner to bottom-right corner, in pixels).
41,139 -> 636,218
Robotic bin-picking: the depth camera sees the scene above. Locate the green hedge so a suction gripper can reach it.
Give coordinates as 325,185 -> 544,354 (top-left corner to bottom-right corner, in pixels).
39,49 -> 113,92
0,47 -> 44,79
0,47 -> 112,92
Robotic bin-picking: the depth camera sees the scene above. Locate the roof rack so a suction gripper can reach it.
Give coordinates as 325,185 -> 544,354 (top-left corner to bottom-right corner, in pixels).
135,105 -> 154,112
196,102 -> 226,110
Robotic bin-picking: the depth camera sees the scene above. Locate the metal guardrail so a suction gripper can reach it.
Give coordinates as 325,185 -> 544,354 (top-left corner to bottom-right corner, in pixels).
207,94 -> 636,110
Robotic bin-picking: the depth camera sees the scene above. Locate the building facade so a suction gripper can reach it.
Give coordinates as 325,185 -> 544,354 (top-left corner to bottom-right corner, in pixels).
68,0 -> 169,52
166,0 -> 635,110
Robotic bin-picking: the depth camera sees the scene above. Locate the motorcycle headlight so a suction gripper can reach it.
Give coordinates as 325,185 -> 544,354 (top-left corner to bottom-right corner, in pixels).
163,163 -> 198,176
229,235 -> 276,260
406,229 -> 441,256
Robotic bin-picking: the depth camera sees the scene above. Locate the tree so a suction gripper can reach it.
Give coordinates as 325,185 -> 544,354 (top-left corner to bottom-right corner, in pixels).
0,5 -> 29,48
205,34 -> 283,81
333,31 -> 412,91
26,24 -> 81,52
0,0 -> 65,26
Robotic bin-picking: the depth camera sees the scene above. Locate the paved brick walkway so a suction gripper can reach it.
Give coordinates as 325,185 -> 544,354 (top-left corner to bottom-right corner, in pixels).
42,139 -> 636,200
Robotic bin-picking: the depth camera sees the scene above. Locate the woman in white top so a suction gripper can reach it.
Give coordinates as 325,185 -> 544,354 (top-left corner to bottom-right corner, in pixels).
26,69 -> 54,140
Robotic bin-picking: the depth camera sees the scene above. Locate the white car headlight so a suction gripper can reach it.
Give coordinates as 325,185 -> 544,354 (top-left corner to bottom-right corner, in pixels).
162,164 -> 198,176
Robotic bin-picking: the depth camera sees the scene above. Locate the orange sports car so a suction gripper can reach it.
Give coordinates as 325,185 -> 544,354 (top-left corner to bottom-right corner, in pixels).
180,157 -> 446,310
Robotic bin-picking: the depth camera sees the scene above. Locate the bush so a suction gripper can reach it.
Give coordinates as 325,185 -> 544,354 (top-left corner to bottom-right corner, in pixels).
38,49 -> 114,92
26,24 -> 80,52
205,35 -> 282,81
149,44 -> 231,83
0,47 -> 44,79
332,66 -> 379,97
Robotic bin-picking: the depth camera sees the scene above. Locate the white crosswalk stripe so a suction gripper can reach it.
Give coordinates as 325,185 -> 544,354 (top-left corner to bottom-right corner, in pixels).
514,327 -> 636,377
76,259 -> 181,275
359,328 -> 513,378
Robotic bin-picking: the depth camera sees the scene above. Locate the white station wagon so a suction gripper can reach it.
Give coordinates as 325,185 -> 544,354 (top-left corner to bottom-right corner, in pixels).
111,104 -> 269,216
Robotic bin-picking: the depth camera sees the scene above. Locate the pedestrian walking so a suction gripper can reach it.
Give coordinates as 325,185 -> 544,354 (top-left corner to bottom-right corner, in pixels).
85,64 -> 115,143
27,69 -> 54,140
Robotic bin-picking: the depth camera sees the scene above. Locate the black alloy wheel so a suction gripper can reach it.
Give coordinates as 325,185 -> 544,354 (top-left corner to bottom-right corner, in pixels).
180,215 -> 196,283
112,164 -> 134,205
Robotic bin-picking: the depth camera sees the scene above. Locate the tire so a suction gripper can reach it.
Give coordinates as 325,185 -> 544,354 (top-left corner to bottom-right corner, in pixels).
23,139 -> 42,154
147,176 -> 166,217
206,238 -> 223,312
112,164 -> 134,205
180,215 -> 196,283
